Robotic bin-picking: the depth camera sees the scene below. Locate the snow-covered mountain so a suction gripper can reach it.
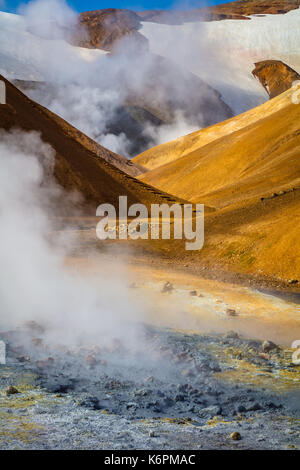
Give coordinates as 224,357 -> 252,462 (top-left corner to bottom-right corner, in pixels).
140,8 -> 300,113
0,11 -> 107,81
1,5 -> 299,153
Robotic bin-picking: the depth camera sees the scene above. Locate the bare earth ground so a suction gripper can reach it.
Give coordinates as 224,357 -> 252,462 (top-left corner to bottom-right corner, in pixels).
0,222 -> 299,450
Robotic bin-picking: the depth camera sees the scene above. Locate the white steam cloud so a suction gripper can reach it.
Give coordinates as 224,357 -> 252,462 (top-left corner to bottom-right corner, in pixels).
0,0 -> 236,157
0,130 -> 147,348
19,0 -> 77,40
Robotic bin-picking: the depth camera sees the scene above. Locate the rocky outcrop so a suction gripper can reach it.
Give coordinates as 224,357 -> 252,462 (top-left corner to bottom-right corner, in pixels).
252,60 -> 300,99
76,9 -> 148,52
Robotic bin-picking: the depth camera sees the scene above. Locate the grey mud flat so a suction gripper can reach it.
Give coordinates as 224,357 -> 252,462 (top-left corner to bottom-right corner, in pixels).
0,326 -> 299,450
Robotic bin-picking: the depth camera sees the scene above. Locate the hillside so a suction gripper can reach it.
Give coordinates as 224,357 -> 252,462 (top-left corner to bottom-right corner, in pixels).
76,9 -> 148,52
132,87 -> 300,281
0,74 -> 182,212
138,87 -> 300,207
133,86 -> 296,170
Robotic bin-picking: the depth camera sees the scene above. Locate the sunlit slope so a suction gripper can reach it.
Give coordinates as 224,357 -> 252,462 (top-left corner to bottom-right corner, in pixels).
139,87 -> 300,209
134,87 -> 296,170
197,187 -> 300,281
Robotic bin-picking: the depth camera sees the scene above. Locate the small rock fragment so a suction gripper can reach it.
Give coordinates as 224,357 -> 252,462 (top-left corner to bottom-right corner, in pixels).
230,432 -> 241,441
78,396 -> 102,410
258,352 -> 270,360
17,355 -> 30,363
226,308 -> 238,317
175,394 -> 185,402
145,376 -> 154,382
6,386 -> 19,395
85,354 -> 98,367
262,340 -> 278,353
225,331 -> 239,339
161,281 -> 173,293
199,405 -> 221,418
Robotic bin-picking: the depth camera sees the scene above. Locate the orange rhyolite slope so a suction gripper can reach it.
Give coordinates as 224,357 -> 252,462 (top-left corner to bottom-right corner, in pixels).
135,87 -> 300,281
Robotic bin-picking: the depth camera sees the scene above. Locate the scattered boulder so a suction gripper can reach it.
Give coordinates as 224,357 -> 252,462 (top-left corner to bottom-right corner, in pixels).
288,279 -> 298,285
161,281 -> 174,293
85,354 -> 99,367
199,405 -> 221,418
258,352 -> 271,361
126,402 -> 138,409
189,290 -> 197,296
174,351 -> 193,364
134,388 -> 150,397
78,396 -> 102,410
145,376 -> 154,382
237,405 -> 246,413
175,394 -> 185,402
262,341 -> 278,353
6,386 -> 19,395
230,431 -> 241,441
225,331 -> 239,339
226,308 -> 238,317
247,402 -> 262,411
17,355 -> 30,363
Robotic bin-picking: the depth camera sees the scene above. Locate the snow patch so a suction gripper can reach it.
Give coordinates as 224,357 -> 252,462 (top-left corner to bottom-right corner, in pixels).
0,11 -> 107,81
141,9 -> 300,114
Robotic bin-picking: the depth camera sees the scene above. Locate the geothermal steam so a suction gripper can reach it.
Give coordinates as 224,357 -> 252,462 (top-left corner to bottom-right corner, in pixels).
6,0 -> 214,156
0,130 -> 147,348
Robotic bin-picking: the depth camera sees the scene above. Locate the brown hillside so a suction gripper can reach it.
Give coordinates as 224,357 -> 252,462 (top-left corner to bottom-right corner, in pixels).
0,74 -> 183,213
135,87 -> 300,281
139,87 -> 300,208
76,9 -> 148,51
252,60 -> 300,99
133,86 -> 292,171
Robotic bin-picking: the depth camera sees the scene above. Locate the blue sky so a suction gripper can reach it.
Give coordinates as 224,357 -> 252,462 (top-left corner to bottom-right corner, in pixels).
2,0 -> 231,14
